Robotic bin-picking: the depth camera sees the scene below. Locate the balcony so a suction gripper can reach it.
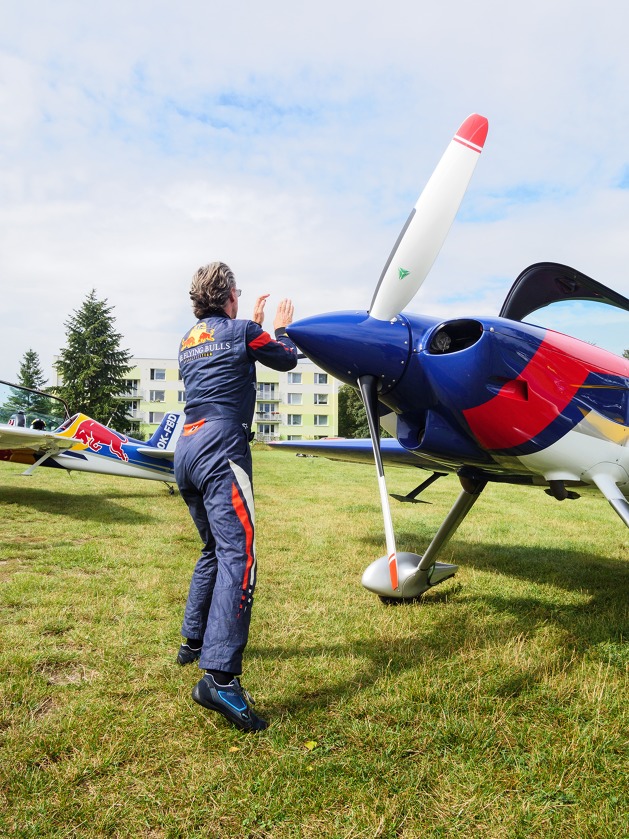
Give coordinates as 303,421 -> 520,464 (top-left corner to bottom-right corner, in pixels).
256,388 -> 279,400
256,432 -> 280,443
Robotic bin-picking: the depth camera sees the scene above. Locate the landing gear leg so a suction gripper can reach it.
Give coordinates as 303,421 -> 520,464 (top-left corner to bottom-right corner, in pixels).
363,473 -> 487,601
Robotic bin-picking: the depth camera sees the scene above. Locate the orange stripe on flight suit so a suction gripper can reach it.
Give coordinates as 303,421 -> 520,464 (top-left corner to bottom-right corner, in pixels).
231,482 -> 255,591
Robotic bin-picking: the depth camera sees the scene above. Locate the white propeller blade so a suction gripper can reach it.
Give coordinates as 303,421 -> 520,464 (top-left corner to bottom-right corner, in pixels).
369,113 -> 488,322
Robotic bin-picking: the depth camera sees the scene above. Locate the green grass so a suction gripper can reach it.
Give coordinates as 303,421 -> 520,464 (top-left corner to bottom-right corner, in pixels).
1,449 -> 627,838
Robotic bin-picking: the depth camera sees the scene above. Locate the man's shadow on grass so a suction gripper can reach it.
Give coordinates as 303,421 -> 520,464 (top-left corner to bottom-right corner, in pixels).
0,486 -> 155,523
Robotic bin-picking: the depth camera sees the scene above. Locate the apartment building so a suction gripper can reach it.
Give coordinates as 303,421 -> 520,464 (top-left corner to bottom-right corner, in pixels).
121,357 -> 185,432
120,357 -> 339,441
254,357 -> 339,442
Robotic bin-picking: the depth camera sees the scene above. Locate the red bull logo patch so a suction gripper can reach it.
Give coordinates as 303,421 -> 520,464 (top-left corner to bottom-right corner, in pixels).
180,323 -> 216,351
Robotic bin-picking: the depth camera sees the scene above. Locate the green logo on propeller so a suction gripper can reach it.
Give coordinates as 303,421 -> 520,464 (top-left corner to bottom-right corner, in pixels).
398,268 -> 410,280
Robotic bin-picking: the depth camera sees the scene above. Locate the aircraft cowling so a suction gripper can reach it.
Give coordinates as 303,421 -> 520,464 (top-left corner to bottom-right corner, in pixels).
384,315 -> 550,463
286,311 -> 420,394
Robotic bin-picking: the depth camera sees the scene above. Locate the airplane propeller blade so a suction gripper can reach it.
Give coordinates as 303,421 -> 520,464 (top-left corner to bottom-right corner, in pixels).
369,113 -> 488,322
357,374 -> 399,590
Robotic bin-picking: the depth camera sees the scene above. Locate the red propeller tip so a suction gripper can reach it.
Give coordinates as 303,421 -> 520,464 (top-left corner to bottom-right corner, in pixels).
454,114 -> 488,152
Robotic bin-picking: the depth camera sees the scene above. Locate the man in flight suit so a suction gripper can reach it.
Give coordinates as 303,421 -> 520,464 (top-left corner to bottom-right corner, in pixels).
175,262 -> 297,731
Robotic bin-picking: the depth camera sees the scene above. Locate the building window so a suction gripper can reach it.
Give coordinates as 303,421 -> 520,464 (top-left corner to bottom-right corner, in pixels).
257,383 -> 277,399
127,400 -> 140,419
287,414 -> 302,426
286,392 -> 302,405
149,412 -> 165,423
149,390 -> 165,402
178,391 -> 186,402
178,369 -> 183,381
314,373 -> 328,384
314,415 -> 329,426
150,368 -> 166,381
314,393 -> 328,405
287,435 -> 303,441
287,372 -> 302,384
125,379 -> 140,397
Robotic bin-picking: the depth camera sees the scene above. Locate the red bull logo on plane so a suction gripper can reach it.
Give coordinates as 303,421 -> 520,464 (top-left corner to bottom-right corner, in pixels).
180,323 -> 216,351
64,415 -> 129,462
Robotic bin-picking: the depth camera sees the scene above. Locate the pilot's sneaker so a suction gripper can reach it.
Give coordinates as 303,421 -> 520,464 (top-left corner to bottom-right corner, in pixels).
192,673 -> 268,732
177,642 -> 202,665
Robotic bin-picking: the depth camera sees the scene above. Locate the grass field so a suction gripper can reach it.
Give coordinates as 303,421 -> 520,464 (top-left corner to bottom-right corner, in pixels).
1,447 -> 627,838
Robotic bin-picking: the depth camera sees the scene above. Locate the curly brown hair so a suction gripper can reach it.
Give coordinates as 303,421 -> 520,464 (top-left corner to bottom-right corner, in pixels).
189,262 -> 236,319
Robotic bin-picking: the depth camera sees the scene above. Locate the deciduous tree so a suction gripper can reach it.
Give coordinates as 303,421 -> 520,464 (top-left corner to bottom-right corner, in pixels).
338,384 -> 391,438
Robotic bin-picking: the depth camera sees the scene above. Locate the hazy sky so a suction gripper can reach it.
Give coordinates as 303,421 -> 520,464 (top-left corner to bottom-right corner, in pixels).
2,1 -> 629,381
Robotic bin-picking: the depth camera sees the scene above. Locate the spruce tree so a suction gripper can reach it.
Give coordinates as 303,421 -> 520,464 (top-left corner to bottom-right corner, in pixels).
4,349 -> 56,423
55,290 -> 132,432
17,348 -> 48,392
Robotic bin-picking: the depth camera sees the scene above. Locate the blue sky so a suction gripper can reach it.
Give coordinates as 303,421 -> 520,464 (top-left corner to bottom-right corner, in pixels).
1,0 -> 629,381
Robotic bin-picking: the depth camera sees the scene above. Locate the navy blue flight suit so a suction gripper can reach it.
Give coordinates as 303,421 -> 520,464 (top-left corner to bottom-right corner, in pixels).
175,313 -> 297,674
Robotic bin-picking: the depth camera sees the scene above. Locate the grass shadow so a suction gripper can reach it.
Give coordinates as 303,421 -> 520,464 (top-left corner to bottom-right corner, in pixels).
251,577 -> 625,718
250,538 -> 626,718
359,528 -> 627,599
0,486 -> 154,524
456,539 -> 628,599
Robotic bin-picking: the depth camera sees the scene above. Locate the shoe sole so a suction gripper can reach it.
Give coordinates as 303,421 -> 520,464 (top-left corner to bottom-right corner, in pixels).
191,682 -> 268,732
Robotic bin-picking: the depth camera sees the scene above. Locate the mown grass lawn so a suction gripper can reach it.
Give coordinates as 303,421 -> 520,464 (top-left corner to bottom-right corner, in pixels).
1,448 -> 627,838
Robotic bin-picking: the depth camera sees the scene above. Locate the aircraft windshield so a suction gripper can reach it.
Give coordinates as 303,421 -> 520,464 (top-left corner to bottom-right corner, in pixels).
0,380 -> 69,431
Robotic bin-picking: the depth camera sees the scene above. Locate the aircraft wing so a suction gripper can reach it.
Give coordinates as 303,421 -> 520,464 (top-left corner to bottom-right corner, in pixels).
135,446 -> 174,460
270,437 -> 456,473
0,424 -> 80,454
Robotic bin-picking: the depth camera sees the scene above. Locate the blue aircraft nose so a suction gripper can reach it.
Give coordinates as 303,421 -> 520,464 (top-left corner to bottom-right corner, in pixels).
287,311 -> 412,393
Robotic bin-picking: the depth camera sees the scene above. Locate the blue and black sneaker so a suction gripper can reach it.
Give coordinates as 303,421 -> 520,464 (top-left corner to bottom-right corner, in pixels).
177,642 -> 202,665
192,673 -> 268,732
